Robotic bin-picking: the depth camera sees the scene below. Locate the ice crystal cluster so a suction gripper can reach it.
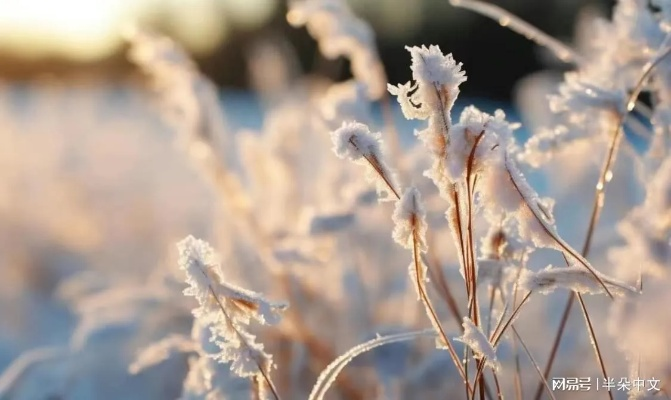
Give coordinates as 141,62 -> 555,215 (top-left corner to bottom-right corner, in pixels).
130,236 -> 286,398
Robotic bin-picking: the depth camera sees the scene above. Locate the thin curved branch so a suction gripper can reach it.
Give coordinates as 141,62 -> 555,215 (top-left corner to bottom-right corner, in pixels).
308,330 -> 436,400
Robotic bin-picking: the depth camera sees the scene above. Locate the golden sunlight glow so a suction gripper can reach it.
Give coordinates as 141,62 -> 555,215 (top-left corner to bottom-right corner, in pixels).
0,0 -> 278,61
0,0 -> 125,61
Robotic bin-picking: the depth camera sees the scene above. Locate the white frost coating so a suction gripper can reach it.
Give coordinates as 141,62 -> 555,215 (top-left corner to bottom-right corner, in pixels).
519,265 -> 638,297
388,45 -> 467,199
308,329 -> 435,400
176,236 -> 287,380
388,45 -> 467,123
331,121 -> 399,202
178,236 -> 223,305
392,187 -> 428,251
498,153 -> 563,249
178,236 -> 287,327
409,45 -> 467,91
446,106 -> 518,182
287,0 -> 386,98
392,187 -> 430,300
455,317 -> 501,372
213,329 -> 271,378
331,121 -> 382,161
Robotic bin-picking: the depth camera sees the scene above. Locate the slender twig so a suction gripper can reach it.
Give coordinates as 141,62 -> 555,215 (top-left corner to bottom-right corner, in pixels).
466,131 -> 486,320
452,186 -> 471,293
0,346 -> 67,398
492,369 -> 504,400
576,293 -> 614,400
358,151 -> 401,199
251,376 -> 261,400
426,232 -> 464,328
349,143 -> 473,393
448,0 -> 580,64
533,294 -> 573,400
513,336 -> 524,400
503,153 -> 614,298
412,229 -> 473,393
465,131 -> 486,400
468,299 -> 511,400
560,250 -> 613,400
492,291 -> 532,347
512,326 -> 557,400
471,360 -> 487,400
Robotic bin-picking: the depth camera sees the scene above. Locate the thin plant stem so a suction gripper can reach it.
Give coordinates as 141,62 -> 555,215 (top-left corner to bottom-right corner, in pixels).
278,272 -> 365,400
412,229 -> 473,393
576,293 -> 613,400
532,294 -> 573,400
492,291 -> 532,347
560,251 -> 614,400
448,0 -> 581,64
426,232 -> 464,329
512,326 -> 557,400
464,132 -> 487,400
503,153 -> 614,298
348,140 -> 473,393
453,186 -> 471,296
468,300 -> 511,400
466,131 -> 485,321
492,369 -> 504,400
513,336 -> 524,400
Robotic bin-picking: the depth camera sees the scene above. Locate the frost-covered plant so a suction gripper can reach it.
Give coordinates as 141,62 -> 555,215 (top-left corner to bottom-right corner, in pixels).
330,121 -> 399,202
454,1 -> 671,399
132,236 -> 287,399
387,45 -> 466,197
124,25 -> 436,400
455,317 -> 500,372
330,41 -> 633,399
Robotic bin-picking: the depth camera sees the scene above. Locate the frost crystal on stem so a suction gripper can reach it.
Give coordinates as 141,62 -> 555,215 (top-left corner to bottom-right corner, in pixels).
392,187 -> 428,251
388,45 -> 467,198
392,187 -> 429,299
520,265 -> 637,297
177,236 -> 286,394
455,317 -> 501,372
388,45 -> 467,123
331,121 -> 399,201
